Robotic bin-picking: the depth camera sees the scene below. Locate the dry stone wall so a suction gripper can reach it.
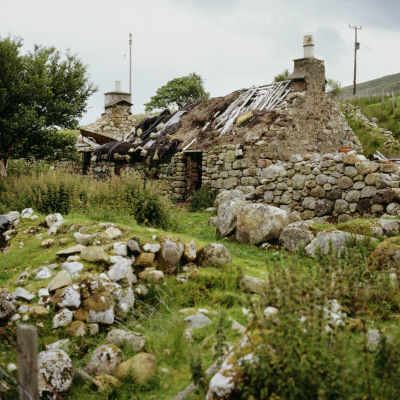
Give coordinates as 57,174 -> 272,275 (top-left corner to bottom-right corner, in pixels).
202,146 -> 400,221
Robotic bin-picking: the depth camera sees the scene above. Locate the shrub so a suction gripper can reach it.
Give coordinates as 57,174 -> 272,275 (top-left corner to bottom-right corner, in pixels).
0,170 -> 179,229
189,187 -> 217,211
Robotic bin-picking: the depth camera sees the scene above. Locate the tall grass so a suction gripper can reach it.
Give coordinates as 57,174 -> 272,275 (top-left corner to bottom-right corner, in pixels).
0,170 -> 179,230
348,94 -> 400,138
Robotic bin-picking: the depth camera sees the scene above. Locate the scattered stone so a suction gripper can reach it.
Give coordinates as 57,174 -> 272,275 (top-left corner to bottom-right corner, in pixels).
32,305 -> 49,317
53,308 -> 74,329
13,287 -> 35,301
61,261 -> 84,275
93,374 -> 122,394
158,236 -> 184,274
115,353 -> 157,384
134,252 -> 155,267
0,289 -> 18,319
102,227 -> 122,240
85,345 -> 122,376
241,275 -> 266,293
107,258 -> 135,286
143,243 -> 161,253
56,244 -> 86,257
45,339 -> 71,352
66,321 -> 88,337
198,243 -> 232,266
48,270 -> 72,292
74,232 -> 92,246
184,240 -> 197,261
80,246 -> 108,263
147,270 -> 165,283
106,329 -> 146,352
38,350 -> 74,398
41,239 -> 55,248
127,239 -> 141,255
184,313 -> 212,328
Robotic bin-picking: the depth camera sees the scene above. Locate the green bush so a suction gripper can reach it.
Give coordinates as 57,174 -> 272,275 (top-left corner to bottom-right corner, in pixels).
0,170 -> 179,229
189,187 -> 217,211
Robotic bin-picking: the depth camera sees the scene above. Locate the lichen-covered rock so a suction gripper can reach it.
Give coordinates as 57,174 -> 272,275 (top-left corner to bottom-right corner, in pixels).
198,243 -> 231,266
61,261 -> 84,275
13,287 -> 35,301
158,236 -> 184,274
216,198 -> 246,237
113,286 -> 135,318
84,345 -> 122,376
0,289 -> 18,320
115,352 -> 157,384
66,321 -> 88,337
236,203 -> 287,245
134,252 -> 155,267
377,219 -> 400,235
279,221 -> 315,251
55,285 -> 81,309
38,349 -> 74,399
45,213 -> 64,228
56,244 -> 86,257
184,313 -> 212,328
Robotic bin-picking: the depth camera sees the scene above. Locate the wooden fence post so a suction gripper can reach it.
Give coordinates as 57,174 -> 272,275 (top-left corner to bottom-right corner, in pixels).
17,324 -> 39,400
382,88 -> 384,107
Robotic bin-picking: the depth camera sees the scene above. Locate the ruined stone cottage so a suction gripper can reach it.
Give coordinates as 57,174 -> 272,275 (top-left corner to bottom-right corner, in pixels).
70,36 -> 400,221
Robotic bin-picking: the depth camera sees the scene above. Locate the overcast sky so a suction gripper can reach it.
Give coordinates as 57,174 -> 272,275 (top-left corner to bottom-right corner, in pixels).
1,0 -> 400,125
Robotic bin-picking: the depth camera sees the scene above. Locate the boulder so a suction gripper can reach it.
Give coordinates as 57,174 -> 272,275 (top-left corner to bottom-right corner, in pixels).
113,286 -> 135,317
198,243 -> 231,266
368,237 -> 400,270
158,236 -> 184,274
377,219 -> 399,235
236,204 -> 287,245
216,198 -> 246,237
85,345 -> 122,376
215,190 -> 245,209
127,239 -> 141,255
56,286 -> 81,309
314,199 -> 334,217
115,353 -> 157,384
134,252 -> 155,267
80,246 -> 108,263
38,350 -> 74,399
279,221 -> 315,251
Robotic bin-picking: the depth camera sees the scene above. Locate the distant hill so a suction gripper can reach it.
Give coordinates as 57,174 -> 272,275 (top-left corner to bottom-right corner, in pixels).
342,73 -> 400,98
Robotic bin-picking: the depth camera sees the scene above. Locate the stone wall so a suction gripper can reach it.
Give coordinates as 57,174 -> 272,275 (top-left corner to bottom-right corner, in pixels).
201,146 -> 400,221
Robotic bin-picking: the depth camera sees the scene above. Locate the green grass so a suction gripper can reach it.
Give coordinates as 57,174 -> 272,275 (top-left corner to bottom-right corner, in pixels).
2,200 -> 400,398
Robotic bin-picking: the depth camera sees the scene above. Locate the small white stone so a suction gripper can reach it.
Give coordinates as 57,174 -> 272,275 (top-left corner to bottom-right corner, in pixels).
7,363 -> 17,373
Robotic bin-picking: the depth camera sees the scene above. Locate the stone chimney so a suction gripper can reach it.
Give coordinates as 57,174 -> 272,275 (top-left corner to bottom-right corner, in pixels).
288,35 -> 326,93
104,81 -> 133,115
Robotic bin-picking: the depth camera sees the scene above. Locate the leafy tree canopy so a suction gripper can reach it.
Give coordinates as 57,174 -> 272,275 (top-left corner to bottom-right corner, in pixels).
0,36 -> 97,177
327,78 -> 344,98
274,69 -> 290,82
144,72 -> 210,112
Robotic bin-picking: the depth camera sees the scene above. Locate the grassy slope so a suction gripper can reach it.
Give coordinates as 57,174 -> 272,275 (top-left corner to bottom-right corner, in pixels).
342,72 -> 400,98
1,210 -> 295,399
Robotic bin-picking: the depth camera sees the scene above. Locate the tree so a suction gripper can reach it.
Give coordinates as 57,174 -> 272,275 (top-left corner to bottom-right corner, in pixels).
0,36 -> 97,178
326,78 -> 344,98
144,72 -> 210,112
274,69 -> 290,82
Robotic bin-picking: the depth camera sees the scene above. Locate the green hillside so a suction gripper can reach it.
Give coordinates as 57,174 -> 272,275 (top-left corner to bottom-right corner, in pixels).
342,73 -> 400,98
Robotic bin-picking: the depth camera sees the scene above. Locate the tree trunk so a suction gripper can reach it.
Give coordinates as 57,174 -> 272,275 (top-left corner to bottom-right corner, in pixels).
0,156 -> 9,179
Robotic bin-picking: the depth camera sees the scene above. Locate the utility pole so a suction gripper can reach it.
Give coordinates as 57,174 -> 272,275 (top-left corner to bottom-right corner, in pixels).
349,25 -> 362,96
129,33 -> 133,95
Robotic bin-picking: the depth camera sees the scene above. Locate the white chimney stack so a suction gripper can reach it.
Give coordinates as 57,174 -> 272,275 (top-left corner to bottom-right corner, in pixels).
303,35 -> 314,58
114,80 -> 122,92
